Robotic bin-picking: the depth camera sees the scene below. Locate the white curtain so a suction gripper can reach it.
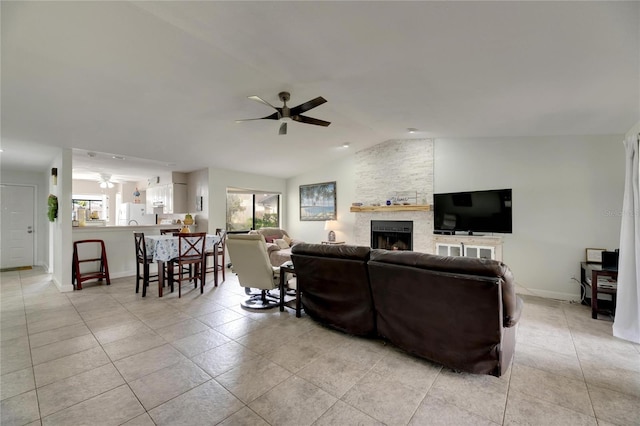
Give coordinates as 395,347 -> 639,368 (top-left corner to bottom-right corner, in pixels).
613,134 -> 640,343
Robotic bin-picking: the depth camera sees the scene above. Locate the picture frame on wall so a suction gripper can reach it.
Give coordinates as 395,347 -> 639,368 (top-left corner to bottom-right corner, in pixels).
300,181 -> 337,221
586,248 -> 605,263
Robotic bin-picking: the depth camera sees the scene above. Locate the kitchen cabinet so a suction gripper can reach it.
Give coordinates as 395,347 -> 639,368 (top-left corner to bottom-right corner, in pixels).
146,184 -> 187,214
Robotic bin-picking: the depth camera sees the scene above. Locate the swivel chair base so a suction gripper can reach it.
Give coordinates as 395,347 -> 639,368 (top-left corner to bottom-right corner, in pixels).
241,289 -> 279,310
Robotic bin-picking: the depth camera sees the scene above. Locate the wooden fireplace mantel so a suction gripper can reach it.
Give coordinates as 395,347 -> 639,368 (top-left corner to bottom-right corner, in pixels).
349,204 -> 431,213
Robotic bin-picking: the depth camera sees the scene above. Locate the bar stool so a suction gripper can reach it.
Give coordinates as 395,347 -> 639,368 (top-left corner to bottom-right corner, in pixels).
206,229 -> 226,286
72,239 -> 111,290
134,232 -> 158,297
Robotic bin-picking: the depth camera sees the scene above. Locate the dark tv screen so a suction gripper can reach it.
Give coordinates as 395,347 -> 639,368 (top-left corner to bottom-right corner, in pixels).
434,189 -> 512,234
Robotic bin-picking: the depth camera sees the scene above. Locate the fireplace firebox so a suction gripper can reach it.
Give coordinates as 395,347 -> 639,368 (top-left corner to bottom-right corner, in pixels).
371,220 -> 413,251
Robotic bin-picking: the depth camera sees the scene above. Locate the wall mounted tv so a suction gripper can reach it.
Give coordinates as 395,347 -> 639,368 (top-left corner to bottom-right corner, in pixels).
433,189 -> 512,234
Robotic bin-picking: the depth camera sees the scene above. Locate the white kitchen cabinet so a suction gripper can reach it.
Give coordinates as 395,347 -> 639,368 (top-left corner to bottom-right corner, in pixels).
145,186 -> 164,211
146,184 -> 187,214
167,184 -> 187,213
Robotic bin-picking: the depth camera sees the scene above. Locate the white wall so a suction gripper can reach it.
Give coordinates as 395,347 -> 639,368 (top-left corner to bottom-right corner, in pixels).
188,168 -> 209,233
434,135 -> 625,300
51,149 -> 74,291
0,169 -> 49,269
286,155 -> 357,244
626,120 -> 640,139
285,135 -> 625,301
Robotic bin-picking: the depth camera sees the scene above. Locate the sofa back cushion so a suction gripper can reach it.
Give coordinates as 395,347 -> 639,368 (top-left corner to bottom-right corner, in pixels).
291,243 -> 375,336
368,249 -> 516,375
369,250 -> 520,327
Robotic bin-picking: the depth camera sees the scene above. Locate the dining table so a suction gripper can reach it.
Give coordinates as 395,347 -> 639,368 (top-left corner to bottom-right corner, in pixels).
145,234 -> 220,297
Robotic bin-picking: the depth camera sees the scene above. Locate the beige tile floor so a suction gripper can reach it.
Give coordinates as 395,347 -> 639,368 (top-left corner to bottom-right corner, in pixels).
1,267 -> 639,425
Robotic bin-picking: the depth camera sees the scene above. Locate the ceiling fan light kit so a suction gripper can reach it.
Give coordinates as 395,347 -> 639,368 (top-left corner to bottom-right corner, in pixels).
99,174 -> 114,189
237,91 -> 330,135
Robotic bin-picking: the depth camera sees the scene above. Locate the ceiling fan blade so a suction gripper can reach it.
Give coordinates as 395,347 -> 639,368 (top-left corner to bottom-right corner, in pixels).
290,96 -> 327,116
235,111 -> 281,123
248,95 -> 279,110
292,115 -> 331,127
235,118 -> 266,123
279,122 -> 287,135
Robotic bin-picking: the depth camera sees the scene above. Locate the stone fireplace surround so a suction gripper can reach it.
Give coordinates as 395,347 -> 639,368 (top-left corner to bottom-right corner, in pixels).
353,139 -> 434,253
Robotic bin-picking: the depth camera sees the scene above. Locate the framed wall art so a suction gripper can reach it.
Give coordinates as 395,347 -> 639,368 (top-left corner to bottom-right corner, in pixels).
300,181 -> 337,221
585,248 -> 605,263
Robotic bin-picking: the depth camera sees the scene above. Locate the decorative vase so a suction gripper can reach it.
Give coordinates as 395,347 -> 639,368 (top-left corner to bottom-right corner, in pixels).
183,213 -> 194,225
180,225 -> 190,233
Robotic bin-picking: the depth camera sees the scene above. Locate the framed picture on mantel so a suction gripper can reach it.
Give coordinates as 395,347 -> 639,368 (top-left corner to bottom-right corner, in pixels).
586,248 -> 605,263
300,181 -> 336,221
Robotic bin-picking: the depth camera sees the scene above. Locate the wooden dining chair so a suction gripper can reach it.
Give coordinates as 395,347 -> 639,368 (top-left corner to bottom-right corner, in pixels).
133,232 -> 158,297
206,228 -> 226,286
168,233 -> 207,298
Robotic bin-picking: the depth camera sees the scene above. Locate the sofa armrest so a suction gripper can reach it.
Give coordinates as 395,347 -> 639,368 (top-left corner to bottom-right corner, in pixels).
290,239 -> 304,247
505,296 -> 523,328
496,264 -> 523,328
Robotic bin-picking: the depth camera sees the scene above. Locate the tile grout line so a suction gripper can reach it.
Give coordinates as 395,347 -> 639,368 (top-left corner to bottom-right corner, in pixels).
18,269 -> 44,426
35,283 -> 126,422
501,359 -> 515,426
563,302 -> 603,423
31,277 -> 175,422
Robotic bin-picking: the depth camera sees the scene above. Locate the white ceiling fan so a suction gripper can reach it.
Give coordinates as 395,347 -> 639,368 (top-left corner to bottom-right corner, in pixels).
99,174 -> 114,188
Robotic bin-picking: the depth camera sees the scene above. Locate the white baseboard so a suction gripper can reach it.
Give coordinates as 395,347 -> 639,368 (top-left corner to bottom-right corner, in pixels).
516,287 -> 579,302
53,276 -> 74,293
36,261 -> 50,272
110,270 -> 136,280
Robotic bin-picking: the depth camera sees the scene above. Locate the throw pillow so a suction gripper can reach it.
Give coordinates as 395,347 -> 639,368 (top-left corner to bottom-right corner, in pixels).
264,235 -> 277,243
274,238 -> 289,249
283,235 -> 292,246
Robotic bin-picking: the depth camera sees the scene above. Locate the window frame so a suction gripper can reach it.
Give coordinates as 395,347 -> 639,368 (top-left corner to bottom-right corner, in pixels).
226,190 -> 281,233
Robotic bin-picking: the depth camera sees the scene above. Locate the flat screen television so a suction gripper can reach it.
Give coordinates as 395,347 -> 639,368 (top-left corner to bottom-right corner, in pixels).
433,189 -> 512,234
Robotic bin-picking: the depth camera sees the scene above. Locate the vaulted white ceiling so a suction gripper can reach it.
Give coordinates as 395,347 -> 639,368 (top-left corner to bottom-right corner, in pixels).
1,1 -> 638,181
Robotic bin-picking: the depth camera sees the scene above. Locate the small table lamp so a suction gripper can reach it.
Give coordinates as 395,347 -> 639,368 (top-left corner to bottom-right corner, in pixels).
324,220 -> 336,242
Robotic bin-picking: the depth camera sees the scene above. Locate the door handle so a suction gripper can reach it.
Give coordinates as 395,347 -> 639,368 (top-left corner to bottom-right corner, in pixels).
27,230 -> 33,233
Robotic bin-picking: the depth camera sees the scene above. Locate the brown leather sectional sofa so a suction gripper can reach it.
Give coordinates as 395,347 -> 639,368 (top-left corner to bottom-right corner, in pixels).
290,243 -> 523,377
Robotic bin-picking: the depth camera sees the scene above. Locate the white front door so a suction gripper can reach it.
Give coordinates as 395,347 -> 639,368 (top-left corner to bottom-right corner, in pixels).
0,185 -> 35,269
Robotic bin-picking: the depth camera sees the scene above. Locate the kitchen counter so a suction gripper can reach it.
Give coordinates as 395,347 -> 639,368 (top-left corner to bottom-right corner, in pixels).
73,224 -> 182,231
72,224 -> 191,282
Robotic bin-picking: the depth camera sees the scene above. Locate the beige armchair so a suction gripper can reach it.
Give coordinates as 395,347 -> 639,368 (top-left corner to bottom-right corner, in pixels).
248,228 -> 303,267
226,234 -> 281,309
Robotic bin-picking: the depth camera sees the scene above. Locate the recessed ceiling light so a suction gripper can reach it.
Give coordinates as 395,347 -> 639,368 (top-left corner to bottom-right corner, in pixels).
407,128 -> 418,134
342,142 -> 350,148
87,152 -> 96,158
112,155 -> 125,160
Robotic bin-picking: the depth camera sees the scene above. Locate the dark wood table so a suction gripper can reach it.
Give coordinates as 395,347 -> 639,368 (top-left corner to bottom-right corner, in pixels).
279,263 -> 301,317
581,262 -> 618,319
146,234 -> 220,297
